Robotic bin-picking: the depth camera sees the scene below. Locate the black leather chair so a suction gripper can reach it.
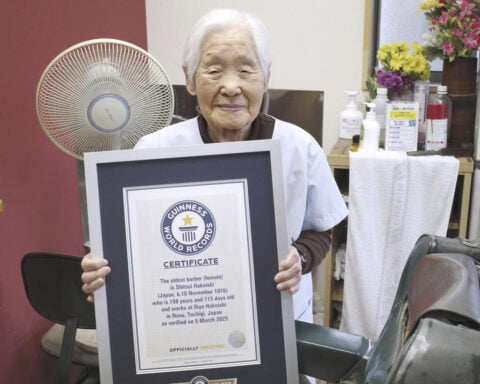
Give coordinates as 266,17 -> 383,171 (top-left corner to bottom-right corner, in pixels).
296,235 -> 480,383
21,252 -> 98,384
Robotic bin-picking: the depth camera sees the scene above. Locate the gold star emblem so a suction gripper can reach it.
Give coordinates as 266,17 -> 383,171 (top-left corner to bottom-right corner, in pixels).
182,215 -> 193,225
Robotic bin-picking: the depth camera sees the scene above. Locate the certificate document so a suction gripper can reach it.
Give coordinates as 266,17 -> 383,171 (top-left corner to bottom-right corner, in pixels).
85,141 -> 298,384
123,180 -> 260,374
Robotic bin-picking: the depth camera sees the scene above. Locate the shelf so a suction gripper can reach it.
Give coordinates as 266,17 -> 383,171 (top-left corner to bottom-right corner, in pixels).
328,139 -> 474,174
322,139 -> 474,329
331,279 -> 344,302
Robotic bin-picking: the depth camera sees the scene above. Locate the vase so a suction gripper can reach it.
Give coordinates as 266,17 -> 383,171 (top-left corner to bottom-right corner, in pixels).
389,90 -> 414,102
442,57 -> 478,152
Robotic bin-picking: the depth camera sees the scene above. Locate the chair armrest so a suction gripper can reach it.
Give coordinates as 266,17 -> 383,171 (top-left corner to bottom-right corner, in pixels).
295,320 -> 370,383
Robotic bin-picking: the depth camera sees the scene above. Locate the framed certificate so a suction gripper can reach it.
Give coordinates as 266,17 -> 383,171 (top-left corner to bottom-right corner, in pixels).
84,140 -> 298,384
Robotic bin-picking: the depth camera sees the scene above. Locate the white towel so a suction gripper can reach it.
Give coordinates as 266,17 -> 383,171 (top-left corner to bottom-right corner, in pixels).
340,151 -> 459,341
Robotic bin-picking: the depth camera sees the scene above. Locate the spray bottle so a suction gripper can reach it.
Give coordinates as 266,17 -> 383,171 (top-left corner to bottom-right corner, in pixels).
372,87 -> 389,147
339,91 -> 363,139
360,103 -> 380,151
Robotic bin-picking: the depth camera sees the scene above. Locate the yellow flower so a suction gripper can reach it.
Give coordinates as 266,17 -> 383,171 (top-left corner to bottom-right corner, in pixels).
389,54 -> 404,71
393,42 -> 409,53
411,42 -> 424,55
418,0 -> 440,11
368,40 -> 431,99
375,41 -> 431,80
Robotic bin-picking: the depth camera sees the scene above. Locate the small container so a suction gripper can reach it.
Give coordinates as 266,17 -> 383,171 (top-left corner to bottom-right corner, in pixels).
339,91 -> 364,139
350,134 -> 360,152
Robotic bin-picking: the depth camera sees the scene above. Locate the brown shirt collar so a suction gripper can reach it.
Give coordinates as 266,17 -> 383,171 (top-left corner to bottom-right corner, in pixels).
197,113 -> 275,143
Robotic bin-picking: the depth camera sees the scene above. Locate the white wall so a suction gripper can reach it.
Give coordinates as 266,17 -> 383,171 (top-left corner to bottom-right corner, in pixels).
145,0 -> 367,152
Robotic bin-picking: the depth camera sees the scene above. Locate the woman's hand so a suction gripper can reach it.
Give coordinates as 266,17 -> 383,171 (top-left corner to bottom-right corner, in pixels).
274,246 -> 302,294
81,253 -> 111,302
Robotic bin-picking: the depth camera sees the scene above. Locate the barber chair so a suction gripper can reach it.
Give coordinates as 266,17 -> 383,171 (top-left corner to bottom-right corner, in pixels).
21,252 -> 99,384
296,234 -> 480,383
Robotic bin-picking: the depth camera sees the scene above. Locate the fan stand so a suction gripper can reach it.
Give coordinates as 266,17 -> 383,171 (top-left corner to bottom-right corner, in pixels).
76,160 -> 90,247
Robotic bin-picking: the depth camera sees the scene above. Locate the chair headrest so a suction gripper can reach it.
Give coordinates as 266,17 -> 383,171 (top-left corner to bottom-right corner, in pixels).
21,252 -> 95,328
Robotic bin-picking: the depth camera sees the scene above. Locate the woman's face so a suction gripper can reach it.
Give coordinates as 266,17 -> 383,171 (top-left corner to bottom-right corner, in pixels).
186,26 -> 268,140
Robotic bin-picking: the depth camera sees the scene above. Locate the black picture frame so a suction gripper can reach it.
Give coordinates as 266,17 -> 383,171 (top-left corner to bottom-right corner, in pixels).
84,140 -> 298,384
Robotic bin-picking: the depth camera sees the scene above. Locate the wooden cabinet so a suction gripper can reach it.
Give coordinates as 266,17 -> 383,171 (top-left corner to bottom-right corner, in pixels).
322,139 -> 474,328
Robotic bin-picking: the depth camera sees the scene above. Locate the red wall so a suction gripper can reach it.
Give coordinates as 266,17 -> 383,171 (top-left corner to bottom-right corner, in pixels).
0,1 -> 147,381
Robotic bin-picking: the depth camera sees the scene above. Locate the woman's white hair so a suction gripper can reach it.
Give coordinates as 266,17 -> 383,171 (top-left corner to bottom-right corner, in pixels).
182,9 -> 271,85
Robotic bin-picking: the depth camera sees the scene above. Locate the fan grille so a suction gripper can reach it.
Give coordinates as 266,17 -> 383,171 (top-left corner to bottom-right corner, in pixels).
36,39 -> 174,159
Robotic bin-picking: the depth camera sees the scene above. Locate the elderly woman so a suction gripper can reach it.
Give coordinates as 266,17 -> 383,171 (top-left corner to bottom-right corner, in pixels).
82,6 -> 346,350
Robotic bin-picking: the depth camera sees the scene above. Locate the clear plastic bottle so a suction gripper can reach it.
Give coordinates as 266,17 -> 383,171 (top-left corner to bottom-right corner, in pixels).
339,91 -> 364,139
360,103 -> 380,151
372,87 -> 389,147
425,85 -> 452,151
414,81 -> 430,150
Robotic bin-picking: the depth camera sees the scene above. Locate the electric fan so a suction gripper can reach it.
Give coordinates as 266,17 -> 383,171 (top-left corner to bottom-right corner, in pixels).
36,38 -> 175,242
36,38 -> 174,159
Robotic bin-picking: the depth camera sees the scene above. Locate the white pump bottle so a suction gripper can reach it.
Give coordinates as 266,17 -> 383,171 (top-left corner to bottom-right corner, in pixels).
339,91 -> 363,139
360,103 -> 380,151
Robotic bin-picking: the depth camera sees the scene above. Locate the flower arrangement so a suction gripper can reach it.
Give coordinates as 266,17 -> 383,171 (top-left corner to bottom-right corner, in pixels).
366,42 -> 431,100
420,0 -> 480,62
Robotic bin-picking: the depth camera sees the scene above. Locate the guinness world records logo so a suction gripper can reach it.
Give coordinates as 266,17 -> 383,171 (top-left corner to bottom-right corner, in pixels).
190,376 -> 208,384
188,376 -> 237,384
161,200 -> 215,255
